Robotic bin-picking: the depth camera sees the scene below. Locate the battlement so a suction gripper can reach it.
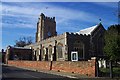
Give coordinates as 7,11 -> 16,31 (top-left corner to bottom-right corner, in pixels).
67,32 -> 90,37
40,13 -> 55,22
45,16 -> 55,21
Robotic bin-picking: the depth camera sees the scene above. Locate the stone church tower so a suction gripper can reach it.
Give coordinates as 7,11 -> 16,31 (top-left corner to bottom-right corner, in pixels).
36,13 -> 57,42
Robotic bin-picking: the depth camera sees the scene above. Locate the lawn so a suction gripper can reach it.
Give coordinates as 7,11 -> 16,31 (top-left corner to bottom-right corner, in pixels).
100,67 -> 120,73
99,67 -> 120,77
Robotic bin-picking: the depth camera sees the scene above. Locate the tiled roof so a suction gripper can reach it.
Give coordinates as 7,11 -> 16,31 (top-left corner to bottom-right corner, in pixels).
76,25 -> 98,35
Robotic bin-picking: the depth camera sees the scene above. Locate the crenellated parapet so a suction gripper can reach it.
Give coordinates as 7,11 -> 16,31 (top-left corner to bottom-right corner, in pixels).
44,16 -> 55,22
66,32 -> 90,38
66,32 -> 90,45
39,13 -> 55,22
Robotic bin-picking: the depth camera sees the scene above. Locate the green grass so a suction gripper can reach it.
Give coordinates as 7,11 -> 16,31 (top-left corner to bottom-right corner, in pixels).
100,67 -> 120,74
100,68 -> 109,73
113,67 -> 120,74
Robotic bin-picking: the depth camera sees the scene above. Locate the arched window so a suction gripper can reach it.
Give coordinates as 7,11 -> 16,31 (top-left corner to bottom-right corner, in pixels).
42,47 -> 45,60
57,43 -> 63,58
48,45 -> 52,59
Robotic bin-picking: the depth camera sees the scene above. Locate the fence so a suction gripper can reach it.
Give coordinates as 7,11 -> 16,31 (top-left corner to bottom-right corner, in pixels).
96,59 -> 120,78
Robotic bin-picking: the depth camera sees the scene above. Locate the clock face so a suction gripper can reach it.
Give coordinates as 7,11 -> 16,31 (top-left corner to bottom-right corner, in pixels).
47,31 -> 51,36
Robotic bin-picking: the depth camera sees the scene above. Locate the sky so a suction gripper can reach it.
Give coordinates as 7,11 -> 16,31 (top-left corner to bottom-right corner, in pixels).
1,2 -> 119,50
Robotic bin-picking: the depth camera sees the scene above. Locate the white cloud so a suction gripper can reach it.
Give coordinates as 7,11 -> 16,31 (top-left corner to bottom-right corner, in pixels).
2,3 -> 101,29
2,22 -> 36,29
42,7 -> 100,23
1,2 -> 117,30
2,4 -> 39,16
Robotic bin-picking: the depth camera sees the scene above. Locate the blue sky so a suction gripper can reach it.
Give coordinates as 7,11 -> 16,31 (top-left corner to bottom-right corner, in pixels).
1,2 -> 119,50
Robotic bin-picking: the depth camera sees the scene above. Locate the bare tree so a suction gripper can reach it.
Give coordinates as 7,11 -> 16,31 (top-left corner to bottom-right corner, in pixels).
14,36 -> 33,47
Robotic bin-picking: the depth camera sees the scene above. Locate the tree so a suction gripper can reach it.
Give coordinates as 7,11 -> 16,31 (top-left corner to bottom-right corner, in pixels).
14,36 -> 33,47
104,24 -> 120,61
104,24 -> 120,78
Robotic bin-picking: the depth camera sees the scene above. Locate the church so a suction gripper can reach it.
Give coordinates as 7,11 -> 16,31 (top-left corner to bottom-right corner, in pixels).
6,13 -> 105,61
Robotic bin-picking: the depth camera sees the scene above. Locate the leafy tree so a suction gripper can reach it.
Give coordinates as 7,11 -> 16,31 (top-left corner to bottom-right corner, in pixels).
14,36 -> 33,47
104,24 -> 120,60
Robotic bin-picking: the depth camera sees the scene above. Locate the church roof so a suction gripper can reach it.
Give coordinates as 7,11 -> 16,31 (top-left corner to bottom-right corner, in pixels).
76,24 -> 98,35
8,46 -> 31,50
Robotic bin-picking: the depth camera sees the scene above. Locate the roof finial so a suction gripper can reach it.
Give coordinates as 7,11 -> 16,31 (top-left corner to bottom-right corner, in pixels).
99,18 -> 102,23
